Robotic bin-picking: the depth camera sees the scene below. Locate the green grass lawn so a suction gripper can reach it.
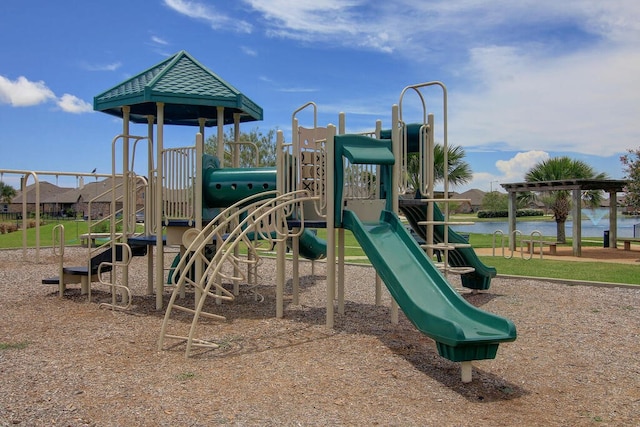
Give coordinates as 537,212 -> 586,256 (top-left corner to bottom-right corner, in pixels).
0,218 -> 90,247
0,218 -> 144,248
450,212 -> 557,223
1,221 -> 636,286
290,229 -> 638,285
479,256 -> 638,285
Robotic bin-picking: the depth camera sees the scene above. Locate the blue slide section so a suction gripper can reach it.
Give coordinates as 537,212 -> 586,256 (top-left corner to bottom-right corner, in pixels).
342,209 -> 516,362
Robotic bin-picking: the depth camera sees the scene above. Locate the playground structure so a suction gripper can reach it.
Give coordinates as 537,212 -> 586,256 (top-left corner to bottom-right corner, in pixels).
156,90 -> 515,383
5,52 -> 516,382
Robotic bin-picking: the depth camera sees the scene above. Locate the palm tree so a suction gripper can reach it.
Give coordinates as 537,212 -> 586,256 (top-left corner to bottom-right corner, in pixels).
0,181 -> 17,204
407,144 -> 472,191
524,156 -> 608,243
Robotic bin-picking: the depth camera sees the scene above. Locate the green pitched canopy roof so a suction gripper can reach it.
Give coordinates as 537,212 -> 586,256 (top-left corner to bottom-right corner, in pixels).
93,50 -> 263,126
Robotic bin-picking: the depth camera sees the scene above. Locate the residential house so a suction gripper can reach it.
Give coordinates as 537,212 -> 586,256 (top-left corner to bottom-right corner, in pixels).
9,177 -> 145,219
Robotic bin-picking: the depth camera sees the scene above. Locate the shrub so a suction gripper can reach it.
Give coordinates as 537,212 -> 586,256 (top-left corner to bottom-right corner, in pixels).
477,209 -> 545,219
517,209 -> 544,217
93,221 -> 110,233
477,210 -> 508,218
0,223 -> 19,234
92,220 -> 121,233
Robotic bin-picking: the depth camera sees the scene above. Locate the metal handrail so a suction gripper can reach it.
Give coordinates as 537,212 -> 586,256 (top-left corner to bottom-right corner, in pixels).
159,190 -> 319,356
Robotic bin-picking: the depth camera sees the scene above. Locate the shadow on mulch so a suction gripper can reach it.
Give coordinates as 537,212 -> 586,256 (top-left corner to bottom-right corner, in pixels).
47,277 -> 526,402
462,291 -> 503,306
331,300 -> 527,403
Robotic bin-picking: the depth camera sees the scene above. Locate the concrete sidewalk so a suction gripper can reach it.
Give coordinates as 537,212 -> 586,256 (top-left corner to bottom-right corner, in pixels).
475,245 -> 640,265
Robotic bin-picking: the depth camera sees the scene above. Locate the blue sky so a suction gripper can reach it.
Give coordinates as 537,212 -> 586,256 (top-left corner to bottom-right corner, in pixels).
1,0 -> 638,192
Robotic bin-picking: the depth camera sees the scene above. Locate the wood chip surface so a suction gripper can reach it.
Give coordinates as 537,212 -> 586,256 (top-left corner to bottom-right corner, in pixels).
0,247 -> 638,426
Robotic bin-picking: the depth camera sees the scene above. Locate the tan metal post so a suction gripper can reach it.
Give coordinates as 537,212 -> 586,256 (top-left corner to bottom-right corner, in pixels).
155,102 -> 165,310
146,115 -> 155,295
325,125 -> 336,328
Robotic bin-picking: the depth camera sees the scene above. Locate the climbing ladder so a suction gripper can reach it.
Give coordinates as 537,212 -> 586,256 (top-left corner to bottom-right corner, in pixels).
397,82 -> 478,281
42,175 -> 148,305
158,190 -> 318,357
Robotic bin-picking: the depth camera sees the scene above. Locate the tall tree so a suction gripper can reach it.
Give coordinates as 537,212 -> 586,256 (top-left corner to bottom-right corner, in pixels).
620,147 -> 640,213
0,181 -> 17,204
481,191 -> 509,211
524,156 -> 608,243
407,143 -> 472,191
205,127 -> 277,167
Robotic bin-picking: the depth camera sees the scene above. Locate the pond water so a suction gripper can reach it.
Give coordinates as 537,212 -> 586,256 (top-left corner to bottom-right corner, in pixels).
452,210 -> 640,239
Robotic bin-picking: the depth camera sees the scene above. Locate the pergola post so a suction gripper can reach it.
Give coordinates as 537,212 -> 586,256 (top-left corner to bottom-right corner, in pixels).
572,189 -> 581,256
501,179 -> 627,258
609,190 -> 617,248
508,191 -> 517,251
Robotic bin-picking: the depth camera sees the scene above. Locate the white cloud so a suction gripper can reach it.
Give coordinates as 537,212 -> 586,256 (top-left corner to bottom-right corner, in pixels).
147,34 -> 171,56
450,44 -> 640,156
242,0 -> 397,52
160,0 -> 639,157
241,46 -> 257,57
495,151 -> 550,182
455,151 -> 550,193
0,75 -> 92,114
257,75 -> 317,93
405,0 -> 640,45
239,1 -> 640,55
279,87 -> 318,93
82,61 -> 122,72
0,75 -> 55,107
162,1 -> 640,60
57,94 -> 93,114
151,35 -> 169,45
465,171 -> 502,193
163,0 -> 252,33
317,100 -> 387,117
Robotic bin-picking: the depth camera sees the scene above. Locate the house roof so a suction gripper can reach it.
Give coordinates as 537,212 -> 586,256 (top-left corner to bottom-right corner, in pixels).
12,181 -> 73,204
58,178 -> 125,203
93,50 -> 263,127
13,178 -> 129,204
456,189 -> 485,206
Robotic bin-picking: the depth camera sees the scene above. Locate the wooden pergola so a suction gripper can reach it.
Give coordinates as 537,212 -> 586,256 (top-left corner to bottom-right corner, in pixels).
501,179 -> 628,256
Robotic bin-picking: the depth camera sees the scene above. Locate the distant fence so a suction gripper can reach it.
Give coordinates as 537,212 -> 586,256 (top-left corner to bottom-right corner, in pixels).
0,210 -> 82,222
0,212 -> 22,222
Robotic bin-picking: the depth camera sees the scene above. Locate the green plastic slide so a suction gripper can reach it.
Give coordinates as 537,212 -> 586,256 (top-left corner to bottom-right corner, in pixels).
342,209 -> 516,362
